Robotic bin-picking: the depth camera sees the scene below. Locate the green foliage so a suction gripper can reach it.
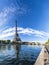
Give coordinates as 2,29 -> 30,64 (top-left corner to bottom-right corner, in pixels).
6,40 -> 11,43
1,40 -> 6,44
37,42 -> 41,45
0,40 -> 11,44
45,39 -> 49,44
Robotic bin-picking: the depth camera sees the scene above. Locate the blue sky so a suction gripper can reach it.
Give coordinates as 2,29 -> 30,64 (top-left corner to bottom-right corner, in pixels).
0,0 -> 49,43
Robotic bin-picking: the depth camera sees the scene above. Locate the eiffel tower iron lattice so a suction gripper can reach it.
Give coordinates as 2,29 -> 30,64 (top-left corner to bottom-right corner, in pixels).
13,21 -> 21,43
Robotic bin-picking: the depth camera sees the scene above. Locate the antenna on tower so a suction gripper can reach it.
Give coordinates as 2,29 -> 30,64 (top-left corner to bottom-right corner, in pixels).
15,20 -> 17,34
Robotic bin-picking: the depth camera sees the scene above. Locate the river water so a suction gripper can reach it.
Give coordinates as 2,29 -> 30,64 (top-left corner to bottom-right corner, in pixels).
0,44 -> 42,65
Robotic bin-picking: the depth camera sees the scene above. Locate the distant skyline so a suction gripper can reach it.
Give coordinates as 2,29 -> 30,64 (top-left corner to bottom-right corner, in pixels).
0,0 -> 49,43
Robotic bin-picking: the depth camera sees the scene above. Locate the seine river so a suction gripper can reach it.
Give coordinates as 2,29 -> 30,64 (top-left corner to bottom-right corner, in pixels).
0,44 -> 42,65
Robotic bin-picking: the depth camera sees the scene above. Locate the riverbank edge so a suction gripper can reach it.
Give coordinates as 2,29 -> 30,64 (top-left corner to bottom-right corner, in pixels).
34,46 -> 44,65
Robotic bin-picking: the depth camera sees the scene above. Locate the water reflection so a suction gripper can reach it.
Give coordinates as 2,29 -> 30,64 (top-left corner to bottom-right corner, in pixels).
0,44 -> 41,65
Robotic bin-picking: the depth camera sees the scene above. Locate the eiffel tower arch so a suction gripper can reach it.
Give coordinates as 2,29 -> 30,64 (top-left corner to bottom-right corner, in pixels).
13,21 -> 21,43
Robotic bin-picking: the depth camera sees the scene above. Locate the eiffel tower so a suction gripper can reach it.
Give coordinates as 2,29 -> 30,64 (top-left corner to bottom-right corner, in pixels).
13,21 -> 21,43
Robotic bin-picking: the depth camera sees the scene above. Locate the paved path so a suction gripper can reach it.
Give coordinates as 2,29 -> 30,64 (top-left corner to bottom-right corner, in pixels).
34,45 -> 49,65
44,45 -> 49,65
34,46 -> 44,65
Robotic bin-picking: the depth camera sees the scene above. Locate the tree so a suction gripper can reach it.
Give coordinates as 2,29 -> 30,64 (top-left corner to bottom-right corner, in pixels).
6,40 -> 11,44
1,40 -> 6,44
37,42 -> 41,45
45,39 -> 49,44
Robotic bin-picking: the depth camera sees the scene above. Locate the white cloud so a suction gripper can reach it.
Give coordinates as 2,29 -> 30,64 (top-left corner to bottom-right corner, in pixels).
0,1 -> 30,40
0,27 -> 49,40
0,1 -> 28,28
3,27 -> 15,33
17,27 -> 49,38
0,6 -> 15,27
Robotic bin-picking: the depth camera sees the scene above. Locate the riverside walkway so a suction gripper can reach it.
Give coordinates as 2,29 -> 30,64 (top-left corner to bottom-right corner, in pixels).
44,45 -> 49,65
34,46 -> 44,65
34,45 -> 49,65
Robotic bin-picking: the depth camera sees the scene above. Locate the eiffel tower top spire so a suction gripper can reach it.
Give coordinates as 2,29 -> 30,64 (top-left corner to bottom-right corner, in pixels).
13,20 -> 21,43
15,20 -> 17,35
